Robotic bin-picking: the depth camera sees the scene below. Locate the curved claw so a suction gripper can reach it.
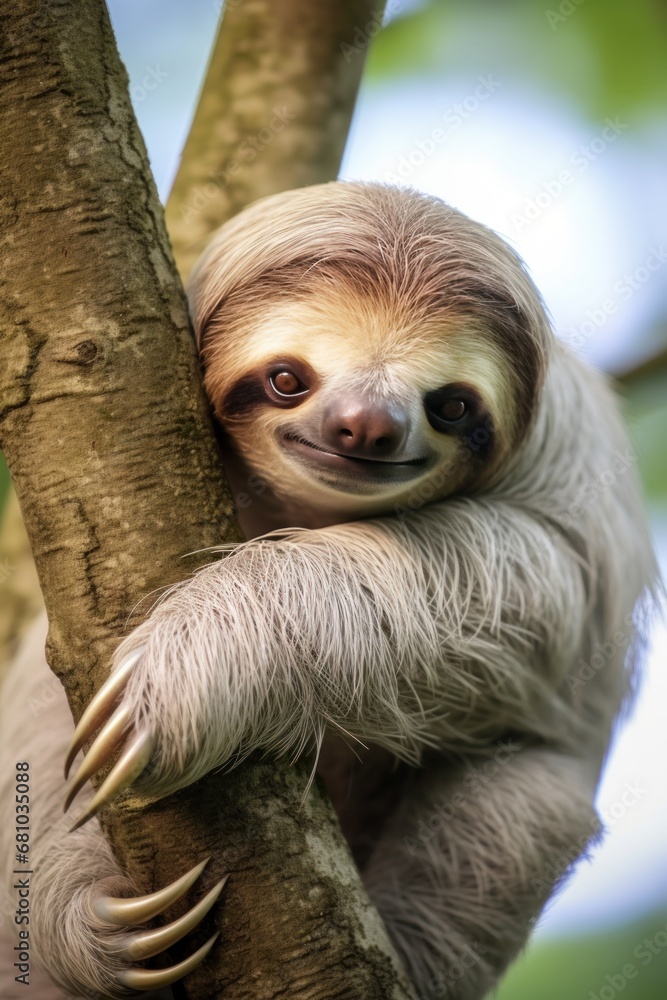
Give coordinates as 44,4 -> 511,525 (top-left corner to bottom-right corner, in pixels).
94,858 -> 212,926
69,729 -> 154,833
117,932 -> 220,991
117,877 -> 227,961
64,703 -> 132,812
64,647 -> 145,779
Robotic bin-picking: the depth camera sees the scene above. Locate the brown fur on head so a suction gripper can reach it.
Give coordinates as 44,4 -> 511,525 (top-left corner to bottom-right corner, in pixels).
188,182 -> 552,534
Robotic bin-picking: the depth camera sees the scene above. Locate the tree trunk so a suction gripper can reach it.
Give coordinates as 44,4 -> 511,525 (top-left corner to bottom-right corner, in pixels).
0,2 -> 414,997
0,0 -> 387,664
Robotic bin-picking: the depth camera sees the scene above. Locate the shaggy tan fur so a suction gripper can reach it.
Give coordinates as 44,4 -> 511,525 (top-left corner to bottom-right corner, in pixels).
0,183 -> 656,999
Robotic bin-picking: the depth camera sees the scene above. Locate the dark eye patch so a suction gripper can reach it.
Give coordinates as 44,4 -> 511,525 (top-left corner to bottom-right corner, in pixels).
424,384 -> 495,460
219,356 -> 317,419
219,372 -> 266,418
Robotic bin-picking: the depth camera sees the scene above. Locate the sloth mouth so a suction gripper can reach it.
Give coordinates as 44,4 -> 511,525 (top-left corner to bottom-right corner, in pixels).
282,433 -> 430,484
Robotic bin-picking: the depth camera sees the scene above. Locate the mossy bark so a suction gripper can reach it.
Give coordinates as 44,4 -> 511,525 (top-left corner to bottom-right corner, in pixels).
0,1 -> 415,997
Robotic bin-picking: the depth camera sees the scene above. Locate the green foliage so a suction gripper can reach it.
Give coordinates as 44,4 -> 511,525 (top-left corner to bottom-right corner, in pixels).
369,0 -> 667,119
635,405 -> 667,501
623,385 -> 667,502
497,911 -> 667,1000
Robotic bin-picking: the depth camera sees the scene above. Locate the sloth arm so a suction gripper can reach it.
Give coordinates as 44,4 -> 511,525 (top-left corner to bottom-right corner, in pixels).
85,494 -> 588,803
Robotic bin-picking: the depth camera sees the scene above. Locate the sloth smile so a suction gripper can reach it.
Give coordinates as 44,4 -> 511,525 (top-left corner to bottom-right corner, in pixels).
282,432 -> 429,483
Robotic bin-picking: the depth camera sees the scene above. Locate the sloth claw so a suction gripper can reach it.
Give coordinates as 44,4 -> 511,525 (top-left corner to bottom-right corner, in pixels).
117,932 -> 220,991
68,729 -> 154,832
96,860 -> 225,990
64,647 -> 155,831
64,703 -> 133,812
94,858 -> 213,926
64,648 -> 145,779
117,878 -> 227,960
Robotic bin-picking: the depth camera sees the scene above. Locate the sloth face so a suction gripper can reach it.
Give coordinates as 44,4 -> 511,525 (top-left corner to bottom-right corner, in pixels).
203,287 -> 522,531
192,183 -> 550,533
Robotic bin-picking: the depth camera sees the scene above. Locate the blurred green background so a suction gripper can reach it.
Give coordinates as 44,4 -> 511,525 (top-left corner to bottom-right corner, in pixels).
2,0 -> 666,995
496,911 -> 667,1000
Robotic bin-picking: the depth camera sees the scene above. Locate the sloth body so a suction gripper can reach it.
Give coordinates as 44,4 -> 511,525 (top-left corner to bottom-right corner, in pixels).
0,183 -> 656,1000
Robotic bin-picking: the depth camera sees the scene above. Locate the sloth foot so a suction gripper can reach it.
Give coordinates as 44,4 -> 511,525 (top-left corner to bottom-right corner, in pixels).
97,858 -> 225,991
63,648 -> 152,830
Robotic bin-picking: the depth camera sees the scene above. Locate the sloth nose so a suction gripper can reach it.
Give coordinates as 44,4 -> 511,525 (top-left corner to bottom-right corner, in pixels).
322,399 -> 410,459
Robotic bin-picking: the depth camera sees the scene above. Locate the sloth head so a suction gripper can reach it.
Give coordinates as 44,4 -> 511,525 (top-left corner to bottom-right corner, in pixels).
188,182 -> 552,533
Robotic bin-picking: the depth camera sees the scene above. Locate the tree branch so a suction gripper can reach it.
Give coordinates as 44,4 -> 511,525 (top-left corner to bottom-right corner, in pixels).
0,1 -> 414,997
166,0 -> 381,280
613,344 -> 667,390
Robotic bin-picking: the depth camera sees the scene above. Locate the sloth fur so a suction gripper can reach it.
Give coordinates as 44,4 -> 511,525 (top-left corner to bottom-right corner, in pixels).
0,182 -> 657,1000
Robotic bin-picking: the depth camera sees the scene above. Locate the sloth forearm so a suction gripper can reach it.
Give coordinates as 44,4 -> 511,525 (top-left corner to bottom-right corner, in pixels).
119,523 -> 440,792
116,503 -> 585,797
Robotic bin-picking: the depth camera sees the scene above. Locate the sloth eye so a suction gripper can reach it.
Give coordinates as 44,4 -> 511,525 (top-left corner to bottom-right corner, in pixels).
270,370 -> 308,396
424,385 -> 481,434
439,399 -> 467,422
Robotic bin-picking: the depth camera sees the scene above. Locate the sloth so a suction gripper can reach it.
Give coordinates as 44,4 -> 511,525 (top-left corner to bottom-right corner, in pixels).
0,182 -> 656,1000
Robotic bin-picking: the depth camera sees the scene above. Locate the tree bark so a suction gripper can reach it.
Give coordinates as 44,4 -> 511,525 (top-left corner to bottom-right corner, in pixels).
0,2 -> 414,998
